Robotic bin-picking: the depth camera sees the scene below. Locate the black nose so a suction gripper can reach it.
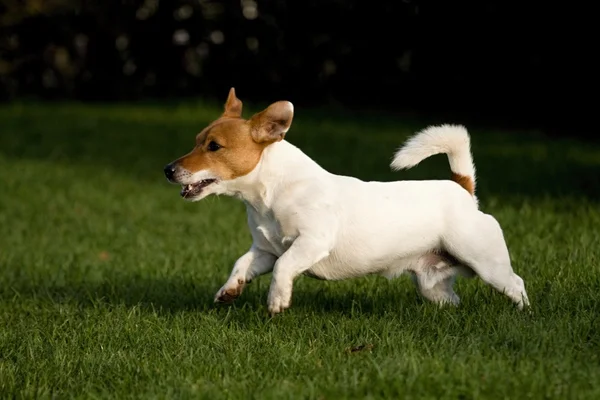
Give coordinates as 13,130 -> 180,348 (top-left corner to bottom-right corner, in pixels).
164,163 -> 176,181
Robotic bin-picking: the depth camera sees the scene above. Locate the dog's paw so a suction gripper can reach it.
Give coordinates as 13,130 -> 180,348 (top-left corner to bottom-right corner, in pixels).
214,279 -> 245,304
267,297 -> 290,316
267,287 -> 292,316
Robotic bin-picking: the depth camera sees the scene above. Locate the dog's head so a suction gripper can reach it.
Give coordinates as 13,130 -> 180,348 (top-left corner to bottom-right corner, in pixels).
163,88 -> 294,201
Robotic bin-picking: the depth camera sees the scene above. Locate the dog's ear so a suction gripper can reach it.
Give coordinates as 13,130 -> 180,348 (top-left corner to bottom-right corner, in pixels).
248,101 -> 294,144
223,87 -> 243,118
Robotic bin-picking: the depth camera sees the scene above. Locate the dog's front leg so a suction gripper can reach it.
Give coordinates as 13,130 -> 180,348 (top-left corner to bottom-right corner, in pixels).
214,246 -> 276,304
267,236 -> 331,315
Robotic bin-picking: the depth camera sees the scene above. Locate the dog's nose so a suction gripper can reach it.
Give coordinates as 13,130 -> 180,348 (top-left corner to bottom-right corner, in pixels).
164,163 -> 177,181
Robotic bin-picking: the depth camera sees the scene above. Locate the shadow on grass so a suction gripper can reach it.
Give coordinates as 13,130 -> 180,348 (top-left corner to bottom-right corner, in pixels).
4,277 -> 220,313
1,273 -> 426,316
2,272 -> 528,320
0,102 -> 599,202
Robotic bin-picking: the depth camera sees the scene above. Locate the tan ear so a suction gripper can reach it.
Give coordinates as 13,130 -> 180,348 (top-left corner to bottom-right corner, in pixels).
223,87 -> 242,118
249,101 -> 294,144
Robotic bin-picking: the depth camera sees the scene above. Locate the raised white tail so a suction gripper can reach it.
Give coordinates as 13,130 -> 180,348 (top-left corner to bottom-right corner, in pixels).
391,124 -> 478,204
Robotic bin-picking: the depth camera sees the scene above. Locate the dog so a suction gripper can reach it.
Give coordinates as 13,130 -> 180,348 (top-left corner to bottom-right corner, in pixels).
164,88 -> 530,315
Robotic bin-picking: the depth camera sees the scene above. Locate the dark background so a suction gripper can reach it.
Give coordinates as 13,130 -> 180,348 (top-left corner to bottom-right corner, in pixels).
0,0 -> 594,135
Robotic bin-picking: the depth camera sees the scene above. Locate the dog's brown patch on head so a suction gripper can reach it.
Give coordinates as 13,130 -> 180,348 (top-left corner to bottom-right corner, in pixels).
173,88 -> 294,181
452,172 -> 475,195
177,118 -> 262,180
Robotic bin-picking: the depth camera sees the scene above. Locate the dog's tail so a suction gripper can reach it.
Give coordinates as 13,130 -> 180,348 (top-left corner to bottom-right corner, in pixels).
391,124 -> 478,204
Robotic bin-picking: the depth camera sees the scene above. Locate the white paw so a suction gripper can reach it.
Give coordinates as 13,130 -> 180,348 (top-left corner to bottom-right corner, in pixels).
516,295 -> 531,311
267,285 -> 292,316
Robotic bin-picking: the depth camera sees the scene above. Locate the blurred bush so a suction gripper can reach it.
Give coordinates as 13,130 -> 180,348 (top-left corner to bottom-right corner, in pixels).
0,0 -> 414,103
0,1 -> 592,134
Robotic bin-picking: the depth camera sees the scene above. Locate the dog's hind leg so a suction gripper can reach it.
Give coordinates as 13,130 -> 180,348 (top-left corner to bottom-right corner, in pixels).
442,213 -> 530,308
412,254 -> 461,306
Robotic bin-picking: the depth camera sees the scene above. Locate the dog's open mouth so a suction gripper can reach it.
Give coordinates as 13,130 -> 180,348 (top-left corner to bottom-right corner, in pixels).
180,179 -> 217,198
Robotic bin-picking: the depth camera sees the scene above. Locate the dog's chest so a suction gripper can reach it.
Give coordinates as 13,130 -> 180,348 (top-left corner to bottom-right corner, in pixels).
247,208 -> 297,256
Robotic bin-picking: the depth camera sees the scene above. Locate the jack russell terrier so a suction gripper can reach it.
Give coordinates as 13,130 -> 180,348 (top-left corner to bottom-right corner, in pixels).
164,88 -> 530,315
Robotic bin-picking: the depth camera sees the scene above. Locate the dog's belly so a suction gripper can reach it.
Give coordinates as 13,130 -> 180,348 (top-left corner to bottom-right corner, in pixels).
303,253 -> 396,281
303,251 -> 460,281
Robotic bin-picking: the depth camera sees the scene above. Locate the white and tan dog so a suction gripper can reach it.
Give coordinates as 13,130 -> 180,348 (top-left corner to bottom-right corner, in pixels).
164,88 -> 530,315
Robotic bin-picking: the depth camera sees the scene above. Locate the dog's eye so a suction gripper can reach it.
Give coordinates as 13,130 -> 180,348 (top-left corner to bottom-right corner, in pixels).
207,141 -> 221,152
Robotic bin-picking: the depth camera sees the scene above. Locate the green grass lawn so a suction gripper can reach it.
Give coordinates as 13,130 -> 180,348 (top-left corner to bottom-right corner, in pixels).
1,101 -> 599,399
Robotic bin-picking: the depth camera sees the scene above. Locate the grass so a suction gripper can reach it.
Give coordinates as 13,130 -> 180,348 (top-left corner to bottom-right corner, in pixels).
0,100 -> 599,399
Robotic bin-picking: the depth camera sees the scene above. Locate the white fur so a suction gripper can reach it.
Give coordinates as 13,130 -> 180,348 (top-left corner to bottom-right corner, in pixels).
209,124 -> 529,315
177,169 -> 218,185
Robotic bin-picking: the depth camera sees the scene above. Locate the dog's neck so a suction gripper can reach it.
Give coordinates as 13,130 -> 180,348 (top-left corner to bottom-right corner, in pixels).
223,140 -> 323,214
